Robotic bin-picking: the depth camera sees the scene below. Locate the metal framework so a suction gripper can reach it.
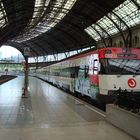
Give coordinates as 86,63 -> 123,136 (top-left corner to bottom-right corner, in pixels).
0,0 -> 139,57
85,0 -> 140,48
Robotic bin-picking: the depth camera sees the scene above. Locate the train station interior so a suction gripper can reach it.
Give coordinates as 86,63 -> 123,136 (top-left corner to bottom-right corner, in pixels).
0,0 -> 140,140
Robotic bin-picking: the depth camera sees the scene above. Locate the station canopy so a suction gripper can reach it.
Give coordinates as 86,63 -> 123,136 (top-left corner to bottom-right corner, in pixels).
0,0 -> 139,57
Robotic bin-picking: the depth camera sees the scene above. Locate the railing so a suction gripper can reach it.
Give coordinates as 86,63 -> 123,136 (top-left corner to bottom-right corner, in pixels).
115,89 -> 140,114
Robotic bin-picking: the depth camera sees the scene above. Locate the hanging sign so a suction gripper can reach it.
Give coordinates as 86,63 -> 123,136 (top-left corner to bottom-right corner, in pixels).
24,47 -> 30,56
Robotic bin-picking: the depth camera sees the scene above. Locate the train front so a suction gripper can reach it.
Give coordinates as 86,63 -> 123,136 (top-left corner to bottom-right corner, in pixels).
98,47 -> 140,104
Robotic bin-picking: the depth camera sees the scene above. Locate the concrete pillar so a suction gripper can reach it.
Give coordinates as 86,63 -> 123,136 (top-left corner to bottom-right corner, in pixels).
22,56 -> 28,98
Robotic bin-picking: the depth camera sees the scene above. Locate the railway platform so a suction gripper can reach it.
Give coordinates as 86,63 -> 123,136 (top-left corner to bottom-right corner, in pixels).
0,76 -> 136,140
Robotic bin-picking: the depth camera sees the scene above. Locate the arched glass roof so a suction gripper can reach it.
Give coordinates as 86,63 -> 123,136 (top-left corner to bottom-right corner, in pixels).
85,0 -> 140,41
11,0 -> 77,43
2,0 -> 137,57
31,0 -> 50,26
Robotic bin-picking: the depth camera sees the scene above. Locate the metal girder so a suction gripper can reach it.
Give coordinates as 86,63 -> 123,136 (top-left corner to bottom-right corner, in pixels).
0,0 -> 131,57
95,23 -> 113,47
131,0 -> 140,9
2,0 -> 34,37
105,14 -> 127,47
0,17 -> 31,43
111,12 -> 132,48
92,0 -> 132,48
66,9 -> 113,47
90,26 -> 107,47
30,0 -> 58,28
87,1 -> 128,48
46,0 -> 68,23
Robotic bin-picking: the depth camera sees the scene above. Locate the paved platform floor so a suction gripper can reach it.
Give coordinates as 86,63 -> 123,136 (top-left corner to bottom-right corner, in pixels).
0,76 -> 136,140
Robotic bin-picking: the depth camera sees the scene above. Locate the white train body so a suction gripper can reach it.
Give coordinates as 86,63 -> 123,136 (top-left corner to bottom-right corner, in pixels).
35,47 -> 140,103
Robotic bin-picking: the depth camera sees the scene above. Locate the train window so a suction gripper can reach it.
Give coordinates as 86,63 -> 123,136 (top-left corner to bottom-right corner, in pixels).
60,68 -> 71,77
50,67 -> 80,78
108,59 -> 140,74
70,66 -> 79,78
84,65 -> 89,78
74,66 -> 79,78
78,66 -> 85,78
100,59 -> 109,74
93,59 -> 98,75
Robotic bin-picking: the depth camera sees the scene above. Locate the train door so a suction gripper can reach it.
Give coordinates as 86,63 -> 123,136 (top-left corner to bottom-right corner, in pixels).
75,63 -> 91,97
75,53 -> 100,99
89,54 -> 99,99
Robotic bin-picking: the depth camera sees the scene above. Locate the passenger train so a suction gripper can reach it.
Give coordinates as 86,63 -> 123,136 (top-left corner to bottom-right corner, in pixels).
35,47 -> 140,104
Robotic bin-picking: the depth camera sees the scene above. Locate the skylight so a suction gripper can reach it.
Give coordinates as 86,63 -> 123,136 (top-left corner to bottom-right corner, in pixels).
12,0 -> 77,43
0,1 -> 8,28
85,0 -> 140,41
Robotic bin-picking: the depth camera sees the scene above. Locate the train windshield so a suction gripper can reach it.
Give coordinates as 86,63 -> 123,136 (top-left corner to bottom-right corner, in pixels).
100,59 -> 140,74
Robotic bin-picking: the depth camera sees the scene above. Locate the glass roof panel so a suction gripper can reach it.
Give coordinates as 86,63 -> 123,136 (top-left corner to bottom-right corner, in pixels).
97,16 -> 118,37
85,27 -> 101,41
137,0 -> 140,4
30,0 -> 50,26
12,0 -> 77,43
85,0 -> 140,41
114,0 -> 140,27
0,1 -> 8,28
42,0 -> 76,25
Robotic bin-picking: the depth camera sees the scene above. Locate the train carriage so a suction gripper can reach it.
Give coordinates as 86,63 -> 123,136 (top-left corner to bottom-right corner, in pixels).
35,47 -> 140,104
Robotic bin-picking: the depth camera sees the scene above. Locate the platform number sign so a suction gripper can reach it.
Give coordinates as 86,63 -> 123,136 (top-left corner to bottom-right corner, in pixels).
128,78 -> 136,88
24,47 -> 30,56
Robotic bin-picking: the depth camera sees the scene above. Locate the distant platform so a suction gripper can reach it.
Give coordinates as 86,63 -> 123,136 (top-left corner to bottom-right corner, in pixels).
0,75 -> 17,84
